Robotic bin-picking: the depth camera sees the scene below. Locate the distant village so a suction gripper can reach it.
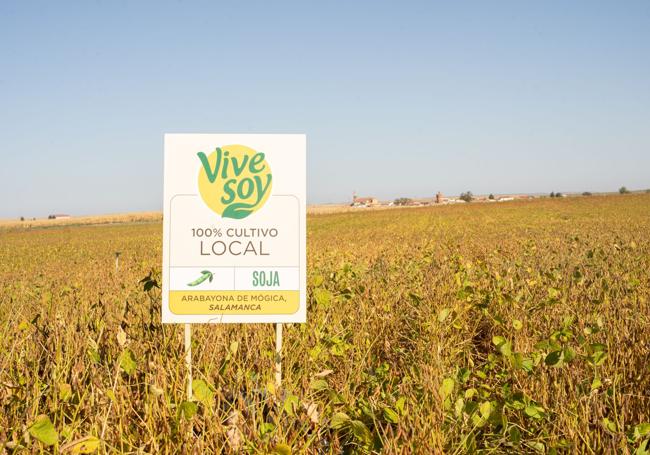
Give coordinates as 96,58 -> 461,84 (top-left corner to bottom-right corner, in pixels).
9,187 -> 645,223
348,186 -> 645,208
351,191 -> 548,208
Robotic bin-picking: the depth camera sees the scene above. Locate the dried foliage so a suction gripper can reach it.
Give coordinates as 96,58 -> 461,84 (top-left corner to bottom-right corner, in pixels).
1,195 -> 649,453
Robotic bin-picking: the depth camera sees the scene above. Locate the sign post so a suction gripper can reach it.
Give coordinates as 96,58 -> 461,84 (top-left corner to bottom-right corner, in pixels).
162,134 -> 306,393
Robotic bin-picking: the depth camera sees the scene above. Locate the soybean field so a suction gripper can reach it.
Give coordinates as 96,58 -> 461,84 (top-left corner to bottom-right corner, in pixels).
1,195 -> 649,453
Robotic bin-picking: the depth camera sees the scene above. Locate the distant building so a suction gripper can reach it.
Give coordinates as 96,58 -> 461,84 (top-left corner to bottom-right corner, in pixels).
352,192 -> 378,207
497,194 -> 532,202
48,214 -> 71,219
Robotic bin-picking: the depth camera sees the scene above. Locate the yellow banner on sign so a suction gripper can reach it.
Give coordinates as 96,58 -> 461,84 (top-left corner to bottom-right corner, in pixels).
169,290 -> 299,315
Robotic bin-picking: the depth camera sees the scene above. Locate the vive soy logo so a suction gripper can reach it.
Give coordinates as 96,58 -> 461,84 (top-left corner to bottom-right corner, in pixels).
197,145 -> 273,219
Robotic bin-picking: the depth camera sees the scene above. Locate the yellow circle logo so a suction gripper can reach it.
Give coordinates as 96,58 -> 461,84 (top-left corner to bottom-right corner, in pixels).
197,145 -> 273,219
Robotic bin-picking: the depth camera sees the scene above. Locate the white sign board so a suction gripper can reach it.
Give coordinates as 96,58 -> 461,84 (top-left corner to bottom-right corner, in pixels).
162,134 -> 306,323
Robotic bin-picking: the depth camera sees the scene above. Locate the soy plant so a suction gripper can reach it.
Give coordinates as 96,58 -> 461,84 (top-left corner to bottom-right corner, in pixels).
443,310 -> 620,452
440,329 -> 553,452
1,194 -> 649,452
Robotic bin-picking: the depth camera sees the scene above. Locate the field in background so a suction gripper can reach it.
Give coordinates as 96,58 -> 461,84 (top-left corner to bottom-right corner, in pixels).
1,195 -> 649,452
0,212 -> 162,230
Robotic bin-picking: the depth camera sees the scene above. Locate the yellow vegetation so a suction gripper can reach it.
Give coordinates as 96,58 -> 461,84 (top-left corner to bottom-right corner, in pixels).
0,195 -> 648,452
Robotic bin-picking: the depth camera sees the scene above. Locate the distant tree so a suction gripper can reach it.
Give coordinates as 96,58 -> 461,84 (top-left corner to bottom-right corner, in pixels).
550,192 -> 555,198
488,193 -> 495,200
555,192 -> 563,198
582,192 -> 592,196
20,216 -> 25,221
646,189 -> 650,193
393,198 -> 412,206
619,186 -> 629,194
459,191 -> 474,203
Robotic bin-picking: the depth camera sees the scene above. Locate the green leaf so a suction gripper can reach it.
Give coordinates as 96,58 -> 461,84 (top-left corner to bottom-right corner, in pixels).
513,353 -> 534,372
471,402 -> 491,428
58,383 -> 72,402
310,379 -> 328,391
563,347 -> 576,363
492,336 -> 512,357
524,404 -> 545,420
119,349 -> 137,375
635,438 -> 649,455
529,441 -> 546,452
591,343 -> 607,352
283,394 -> 299,416
512,319 -> 523,330
329,343 -> 348,357
534,339 -> 551,350
547,287 -> 560,299
395,396 -> 406,415
192,379 -> 215,405
313,288 -> 332,307
464,400 -> 478,415
28,415 -> 58,446
544,350 -> 563,366
634,423 -> 650,440
492,335 -> 506,346
87,348 -> 100,364
440,377 -> 455,400
458,367 -> 470,383
591,377 -> 603,391
64,436 -> 101,453
508,393 -> 526,410
465,388 -> 477,399
330,412 -> 351,429
272,443 -> 292,455
454,397 -> 465,417
509,426 -> 521,444
260,422 -> 275,436
383,407 -> 399,423
589,350 -> 608,366
438,308 -> 451,322
178,401 -> 197,420
479,401 -> 493,419
350,420 -> 371,443
602,417 -> 617,432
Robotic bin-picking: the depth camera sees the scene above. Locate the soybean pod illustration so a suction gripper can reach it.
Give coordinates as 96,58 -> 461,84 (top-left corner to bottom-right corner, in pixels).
187,270 -> 213,287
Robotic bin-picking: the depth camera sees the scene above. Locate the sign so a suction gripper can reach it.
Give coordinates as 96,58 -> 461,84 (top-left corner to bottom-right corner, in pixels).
162,134 -> 306,323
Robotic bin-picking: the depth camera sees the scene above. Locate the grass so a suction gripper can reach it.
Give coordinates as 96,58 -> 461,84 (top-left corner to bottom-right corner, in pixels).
1,195 -> 649,453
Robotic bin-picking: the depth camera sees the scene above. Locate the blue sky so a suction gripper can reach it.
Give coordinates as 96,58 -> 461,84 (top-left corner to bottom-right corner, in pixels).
1,1 -> 649,217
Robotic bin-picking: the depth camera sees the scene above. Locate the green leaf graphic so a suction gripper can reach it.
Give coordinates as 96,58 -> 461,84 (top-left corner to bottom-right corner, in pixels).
222,202 -> 256,219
